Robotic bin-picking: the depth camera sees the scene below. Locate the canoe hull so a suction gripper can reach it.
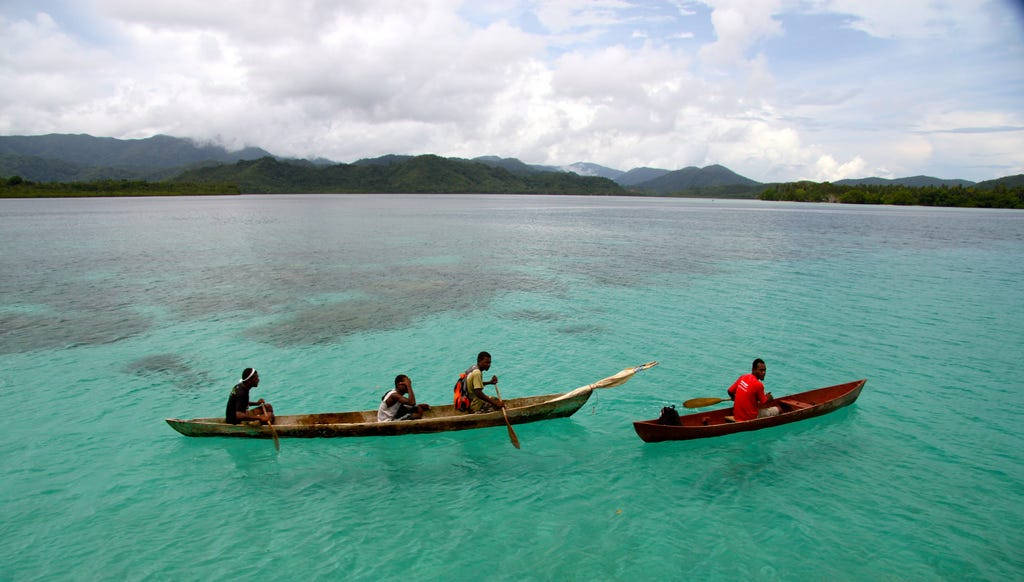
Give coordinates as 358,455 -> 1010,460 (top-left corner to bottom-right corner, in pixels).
632,379 -> 865,443
166,390 -> 592,439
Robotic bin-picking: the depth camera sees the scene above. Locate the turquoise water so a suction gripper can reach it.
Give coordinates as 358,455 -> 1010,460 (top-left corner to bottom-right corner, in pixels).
1,194 -> 1021,580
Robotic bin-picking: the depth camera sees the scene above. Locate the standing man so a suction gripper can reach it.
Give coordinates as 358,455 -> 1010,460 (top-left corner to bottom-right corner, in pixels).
460,351 -> 503,413
225,367 -> 275,425
727,358 -> 780,421
378,374 -> 431,421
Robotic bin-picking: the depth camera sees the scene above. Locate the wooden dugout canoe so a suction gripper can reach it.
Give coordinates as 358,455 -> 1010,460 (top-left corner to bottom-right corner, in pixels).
166,361 -> 658,439
632,379 -> 865,443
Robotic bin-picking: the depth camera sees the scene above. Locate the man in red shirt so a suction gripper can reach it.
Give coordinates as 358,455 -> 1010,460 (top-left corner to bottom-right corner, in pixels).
727,358 -> 780,421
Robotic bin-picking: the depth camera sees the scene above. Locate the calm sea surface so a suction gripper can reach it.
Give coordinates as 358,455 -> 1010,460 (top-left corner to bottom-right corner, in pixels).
1,194 -> 1021,580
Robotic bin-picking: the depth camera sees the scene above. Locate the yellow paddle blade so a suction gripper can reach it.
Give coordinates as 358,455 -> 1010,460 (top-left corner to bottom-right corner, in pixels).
494,384 -> 521,449
683,397 -> 728,408
506,420 -> 521,449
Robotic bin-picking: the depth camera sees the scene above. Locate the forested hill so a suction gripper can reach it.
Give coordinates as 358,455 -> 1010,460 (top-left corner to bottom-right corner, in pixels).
975,174 -> 1024,189
634,164 -> 761,195
174,155 -> 625,195
0,133 -> 270,175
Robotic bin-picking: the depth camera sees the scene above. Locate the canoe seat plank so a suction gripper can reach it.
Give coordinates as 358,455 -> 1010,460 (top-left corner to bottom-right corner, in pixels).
778,398 -> 812,410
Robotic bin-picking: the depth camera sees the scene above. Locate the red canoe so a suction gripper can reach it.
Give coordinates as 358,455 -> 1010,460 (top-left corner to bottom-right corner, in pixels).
633,379 -> 866,442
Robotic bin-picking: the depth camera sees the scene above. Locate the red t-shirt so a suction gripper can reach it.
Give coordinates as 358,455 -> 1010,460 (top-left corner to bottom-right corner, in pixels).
727,373 -> 767,421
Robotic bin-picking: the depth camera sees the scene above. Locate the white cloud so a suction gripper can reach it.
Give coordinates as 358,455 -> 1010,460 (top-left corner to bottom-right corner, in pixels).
698,0 -> 783,66
0,13 -> 112,111
812,154 -> 866,182
669,1 -> 698,17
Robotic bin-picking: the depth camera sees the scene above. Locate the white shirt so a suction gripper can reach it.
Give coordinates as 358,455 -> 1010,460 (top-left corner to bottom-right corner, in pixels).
377,390 -> 402,422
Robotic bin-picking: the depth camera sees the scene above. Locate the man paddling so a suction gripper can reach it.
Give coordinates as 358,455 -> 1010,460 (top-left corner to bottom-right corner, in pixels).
225,367 -> 275,425
456,351 -> 504,413
727,358 -> 780,421
377,374 -> 431,421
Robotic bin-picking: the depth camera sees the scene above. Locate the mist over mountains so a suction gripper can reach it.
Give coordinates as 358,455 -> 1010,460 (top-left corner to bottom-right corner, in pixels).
0,134 -> 273,182
1,133 -> 1015,196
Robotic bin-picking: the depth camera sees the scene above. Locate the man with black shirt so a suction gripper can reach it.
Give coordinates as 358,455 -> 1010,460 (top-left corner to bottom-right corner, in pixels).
225,368 -> 274,425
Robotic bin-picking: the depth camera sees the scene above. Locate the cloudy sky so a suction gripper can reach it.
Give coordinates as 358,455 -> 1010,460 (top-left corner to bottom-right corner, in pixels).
1,0 -> 1022,182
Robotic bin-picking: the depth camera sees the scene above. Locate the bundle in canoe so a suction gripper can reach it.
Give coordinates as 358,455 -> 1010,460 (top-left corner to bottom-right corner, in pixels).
166,361 -> 657,439
632,379 -> 865,443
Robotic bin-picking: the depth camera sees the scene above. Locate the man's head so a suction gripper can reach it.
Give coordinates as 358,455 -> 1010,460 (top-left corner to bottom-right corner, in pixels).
477,351 -> 492,371
394,374 -> 410,393
751,358 -> 766,381
241,367 -> 260,387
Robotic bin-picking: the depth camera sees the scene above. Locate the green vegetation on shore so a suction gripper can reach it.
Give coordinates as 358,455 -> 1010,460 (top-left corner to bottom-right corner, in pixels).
5,160 -> 1024,210
1,152 -> 622,197
174,155 -> 624,195
759,180 -> 1024,209
0,175 -> 239,198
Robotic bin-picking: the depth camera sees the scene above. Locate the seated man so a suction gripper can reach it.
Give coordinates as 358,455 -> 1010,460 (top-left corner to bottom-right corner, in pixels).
455,351 -> 503,413
727,358 -> 780,421
377,374 -> 430,421
226,367 -> 274,425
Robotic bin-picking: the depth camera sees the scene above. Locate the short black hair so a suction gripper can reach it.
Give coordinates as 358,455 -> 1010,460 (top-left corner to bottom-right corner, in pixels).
477,351 -> 491,362
394,374 -> 409,387
752,358 -> 765,372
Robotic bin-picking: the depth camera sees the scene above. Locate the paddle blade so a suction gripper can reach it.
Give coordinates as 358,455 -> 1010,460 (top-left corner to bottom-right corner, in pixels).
262,405 -> 280,451
683,397 -> 728,408
506,423 -> 521,449
494,385 -> 521,449
552,361 -> 659,402
589,361 -> 659,390
270,425 -> 280,451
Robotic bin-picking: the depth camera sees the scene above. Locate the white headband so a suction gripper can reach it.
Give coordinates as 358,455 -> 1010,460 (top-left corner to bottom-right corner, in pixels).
242,369 -> 258,382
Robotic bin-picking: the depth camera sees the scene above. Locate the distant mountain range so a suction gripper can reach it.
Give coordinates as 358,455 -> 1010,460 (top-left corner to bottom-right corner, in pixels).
563,162 -> 625,181
616,167 -> 671,187
0,134 -> 272,182
1,133 -> 1020,196
174,154 -> 622,195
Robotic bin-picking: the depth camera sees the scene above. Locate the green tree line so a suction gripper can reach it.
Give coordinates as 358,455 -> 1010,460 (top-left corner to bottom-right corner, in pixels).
1,152 -> 624,196
759,181 -> 1024,209
1,175 -> 239,197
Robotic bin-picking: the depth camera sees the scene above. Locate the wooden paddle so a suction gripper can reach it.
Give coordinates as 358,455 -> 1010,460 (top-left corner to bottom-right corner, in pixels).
492,383 -> 520,449
553,361 -> 659,402
683,397 -> 731,408
261,405 -> 280,451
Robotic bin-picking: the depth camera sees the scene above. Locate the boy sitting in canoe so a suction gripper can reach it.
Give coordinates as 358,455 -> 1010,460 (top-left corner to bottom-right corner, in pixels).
225,367 -> 275,425
377,374 -> 431,421
454,351 -> 504,413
